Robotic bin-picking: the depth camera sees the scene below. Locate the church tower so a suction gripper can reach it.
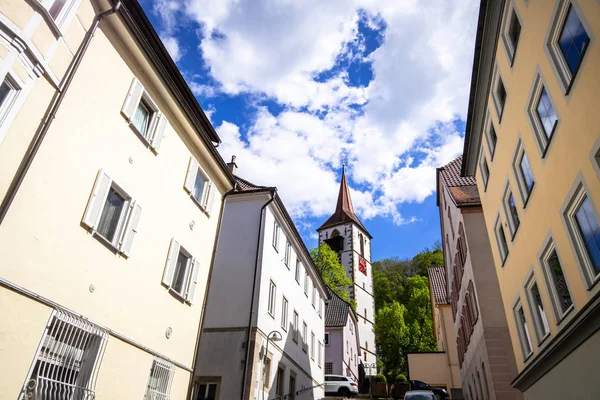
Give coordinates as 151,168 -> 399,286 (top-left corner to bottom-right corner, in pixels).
317,169 -> 377,369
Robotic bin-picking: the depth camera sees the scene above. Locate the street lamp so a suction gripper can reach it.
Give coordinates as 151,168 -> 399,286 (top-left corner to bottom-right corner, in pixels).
261,330 -> 282,400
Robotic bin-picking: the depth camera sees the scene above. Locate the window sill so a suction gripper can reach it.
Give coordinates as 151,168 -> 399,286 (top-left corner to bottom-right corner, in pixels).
501,252 -> 510,268
273,244 -> 279,253
540,120 -> 558,159
268,312 -> 275,319
510,223 -> 520,242
523,350 -> 534,364
168,288 -> 190,304
537,331 -> 552,348
585,270 -> 600,291
281,326 -> 287,332
556,304 -> 574,325
128,123 -> 158,155
522,183 -> 535,209
190,194 -> 210,217
91,231 -> 121,255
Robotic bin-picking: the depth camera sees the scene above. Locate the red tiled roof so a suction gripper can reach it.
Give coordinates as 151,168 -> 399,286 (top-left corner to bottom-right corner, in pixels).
317,170 -> 371,237
428,266 -> 449,305
439,156 -> 480,206
235,176 -> 269,192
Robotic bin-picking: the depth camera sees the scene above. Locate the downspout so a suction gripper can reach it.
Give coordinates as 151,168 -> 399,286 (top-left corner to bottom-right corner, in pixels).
240,188 -> 277,400
186,186 -> 235,399
0,1 -> 123,225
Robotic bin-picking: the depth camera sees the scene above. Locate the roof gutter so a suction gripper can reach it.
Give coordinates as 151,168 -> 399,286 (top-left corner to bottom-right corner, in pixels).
240,188 -> 277,400
0,1 -> 122,225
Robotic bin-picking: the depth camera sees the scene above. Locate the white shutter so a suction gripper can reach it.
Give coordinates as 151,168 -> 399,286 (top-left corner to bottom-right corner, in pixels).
184,157 -> 199,194
82,170 -> 111,230
121,79 -> 144,121
151,113 -> 167,152
162,238 -> 180,287
119,201 -> 142,256
186,259 -> 201,303
205,182 -> 218,215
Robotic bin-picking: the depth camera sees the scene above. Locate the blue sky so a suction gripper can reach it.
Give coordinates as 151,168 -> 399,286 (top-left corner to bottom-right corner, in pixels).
142,0 -> 480,261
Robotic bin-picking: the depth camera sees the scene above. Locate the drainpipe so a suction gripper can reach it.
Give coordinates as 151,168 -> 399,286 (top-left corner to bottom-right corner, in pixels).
0,1 -> 122,225
240,188 -> 277,400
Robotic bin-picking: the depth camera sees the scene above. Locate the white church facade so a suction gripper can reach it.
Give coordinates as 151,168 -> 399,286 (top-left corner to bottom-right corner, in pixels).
317,170 -> 377,375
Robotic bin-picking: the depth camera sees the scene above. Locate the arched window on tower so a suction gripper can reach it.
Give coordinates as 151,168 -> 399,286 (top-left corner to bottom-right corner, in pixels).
359,233 -> 364,256
325,229 -> 344,253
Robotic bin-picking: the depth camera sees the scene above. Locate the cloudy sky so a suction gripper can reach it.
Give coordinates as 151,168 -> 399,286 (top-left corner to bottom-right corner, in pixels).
142,0 -> 480,260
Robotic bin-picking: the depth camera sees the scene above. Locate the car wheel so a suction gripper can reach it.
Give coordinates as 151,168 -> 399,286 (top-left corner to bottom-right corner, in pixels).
338,387 -> 351,397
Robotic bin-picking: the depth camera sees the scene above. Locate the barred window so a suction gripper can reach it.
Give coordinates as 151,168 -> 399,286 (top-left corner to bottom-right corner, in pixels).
22,310 -> 108,400
325,362 -> 333,374
144,358 -> 175,400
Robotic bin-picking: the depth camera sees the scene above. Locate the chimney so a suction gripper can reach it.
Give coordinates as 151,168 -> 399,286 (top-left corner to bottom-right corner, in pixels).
227,155 -> 238,175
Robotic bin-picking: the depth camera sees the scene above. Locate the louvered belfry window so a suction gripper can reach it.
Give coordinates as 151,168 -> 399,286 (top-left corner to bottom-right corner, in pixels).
22,310 -> 108,400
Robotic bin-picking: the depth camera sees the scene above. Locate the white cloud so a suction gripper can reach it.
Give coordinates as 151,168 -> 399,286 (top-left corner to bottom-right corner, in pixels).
153,0 -> 479,225
161,36 -> 183,62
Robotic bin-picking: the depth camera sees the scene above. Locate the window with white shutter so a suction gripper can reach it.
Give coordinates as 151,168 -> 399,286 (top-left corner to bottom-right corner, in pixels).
0,72 -> 22,142
82,169 -> 142,256
144,357 -> 175,400
161,238 -> 202,303
183,157 -> 216,215
121,78 -> 167,153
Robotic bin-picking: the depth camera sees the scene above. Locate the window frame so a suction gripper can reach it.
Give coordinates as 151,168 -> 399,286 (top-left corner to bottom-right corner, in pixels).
144,357 -> 175,400
483,110 -> 498,161
281,296 -> 289,331
513,298 -> 534,361
325,332 -> 330,346
268,280 -> 277,317
22,309 -> 108,399
524,272 -> 551,345
161,238 -> 201,304
311,331 -> 315,360
184,157 -> 216,215
539,238 -> 574,324
0,71 -> 23,144
502,183 -> 520,239
273,221 -> 280,251
561,178 -> 600,288
491,65 -> 508,123
494,215 -> 510,265
38,0 -> 80,31
544,0 -> 593,95
295,259 -> 301,283
512,139 -> 535,206
292,311 -> 299,343
500,1 -> 523,66
526,73 -> 559,157
302,322 -> 308,352
304,271 -> 309,297
284,241 -> 291,268
479,153 -> 490,192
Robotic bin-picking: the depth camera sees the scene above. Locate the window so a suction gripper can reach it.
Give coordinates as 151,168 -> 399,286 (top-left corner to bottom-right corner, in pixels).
526,276 -> 551,342
325,362 -> 333,375
303,322 -> 308,352
293,311 -> 299,343
289,375 -> 296,400
319,296 -> 323,318
145,358 -> 175,400
526,75 -> 559,155
22,310 -> 108,399
263,357 -> 271,388
564,185 -> 600,286
364,308 -> 367,324
304,272 -> 309,297
503,187 -> 520,237
121,79 -> 166,152
281,297 -> 289,331
480,155 -> 490,190
359,233 -> 364,256
0,73 -> 21,136
350,323 -> 353,334
502,5 -> 522,64
495,216 -> 509,264
492,67 -> 507,121
311,332 -> 315,360
285,241 -> 291,267
324,332 -> 330,346
184,157 -> 216,214
484,112 -> 498,159
481,363 -> 490,399
82,170 -> 142,256
273,221 -> 280,251
162,239 -> 201,303
513,142 -> 535,204
295,259 -> 301,283
312,286 -> 316,308
541,242 -> 573,319
545,1 -> 590,92
196,383 -> 218,400
514,300 -> 533,359
268,281 -> 277,317
537,88 -> 558,139
275,367 -> 284,398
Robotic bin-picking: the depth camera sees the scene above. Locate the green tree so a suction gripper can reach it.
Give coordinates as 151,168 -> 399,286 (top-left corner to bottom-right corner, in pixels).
374,301 -> 410,375
403,276 -> 437,352
310,243 -> 353,305
412,246 -> 444,277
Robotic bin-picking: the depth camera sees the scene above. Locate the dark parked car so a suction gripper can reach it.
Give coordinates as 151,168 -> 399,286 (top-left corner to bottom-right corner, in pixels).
408,381 -> 448,400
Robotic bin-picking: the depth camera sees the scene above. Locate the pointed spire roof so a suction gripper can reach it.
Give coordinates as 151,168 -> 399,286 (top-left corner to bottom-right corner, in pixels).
317,169 -> 371,237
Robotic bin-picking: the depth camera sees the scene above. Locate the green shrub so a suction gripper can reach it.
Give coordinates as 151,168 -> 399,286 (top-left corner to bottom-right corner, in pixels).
373,374 -> 387,383
395,374 -> 407,383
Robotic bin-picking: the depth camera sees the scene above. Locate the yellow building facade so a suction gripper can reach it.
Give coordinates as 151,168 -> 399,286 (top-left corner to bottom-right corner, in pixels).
462,1 -> 600,398
0,0 -> 234,398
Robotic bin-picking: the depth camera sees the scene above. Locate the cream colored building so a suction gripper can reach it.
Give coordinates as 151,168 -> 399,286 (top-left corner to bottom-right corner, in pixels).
462,1 -> 600,399
0,0 -> 234,398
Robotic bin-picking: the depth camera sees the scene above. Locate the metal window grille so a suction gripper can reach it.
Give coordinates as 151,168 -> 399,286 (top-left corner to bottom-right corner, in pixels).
325,362 -> 333,374
144,358 -> 175,400
20,309 -> 108,400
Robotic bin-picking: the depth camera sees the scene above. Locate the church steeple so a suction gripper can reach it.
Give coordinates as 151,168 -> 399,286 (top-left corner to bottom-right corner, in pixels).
317,168 -> 371,238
